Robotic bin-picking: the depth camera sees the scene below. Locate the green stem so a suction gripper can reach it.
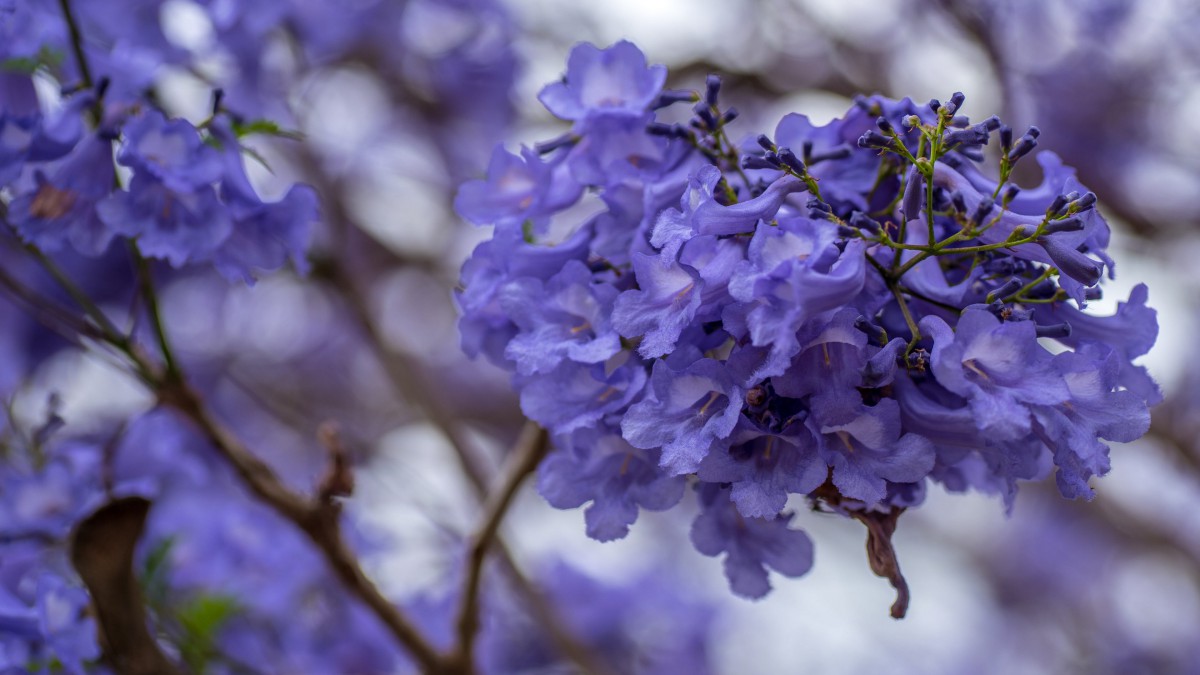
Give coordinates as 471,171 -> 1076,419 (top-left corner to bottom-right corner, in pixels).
57,0 -> 92,88
129,242 -> 180,382
889,283 -> 922,353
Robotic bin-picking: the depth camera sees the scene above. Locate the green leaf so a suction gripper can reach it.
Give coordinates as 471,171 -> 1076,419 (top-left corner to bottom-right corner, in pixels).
177,594 -> 240,674
231,118 -> 304,141
1,47 -> 64,74
139,536 -> 175,608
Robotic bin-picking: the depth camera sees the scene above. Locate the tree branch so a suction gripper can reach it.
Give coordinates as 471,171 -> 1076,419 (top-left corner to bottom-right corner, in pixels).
451,421 -> 548,673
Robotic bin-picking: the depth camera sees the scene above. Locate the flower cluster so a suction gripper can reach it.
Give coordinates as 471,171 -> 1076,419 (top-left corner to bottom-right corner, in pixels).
457,41 -> 1159,607
2,94 -> 316,283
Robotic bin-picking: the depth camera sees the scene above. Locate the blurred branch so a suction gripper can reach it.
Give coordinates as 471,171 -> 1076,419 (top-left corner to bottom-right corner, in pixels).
452,421 -> 548,673
70,497 -> 183,675
314,183 -> 617,675
5,247 -> 447,671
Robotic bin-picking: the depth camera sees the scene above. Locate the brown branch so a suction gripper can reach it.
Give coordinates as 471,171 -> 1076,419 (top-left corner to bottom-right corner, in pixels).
450,421 -> 548,673
311,171 -> 615,675
156,378 -> 445,672
70,497 -> 183,675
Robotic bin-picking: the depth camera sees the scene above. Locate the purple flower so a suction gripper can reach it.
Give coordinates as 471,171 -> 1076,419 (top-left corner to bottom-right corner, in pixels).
538,427 -> 686,541
1034,344 -> 1150,499
772,112 -> 878,211
99,173 -> 232,266
454,145 -> 582,227
922,308 -> 1070,439
500,260 -> 622,375
727,220 -> 867,380
456,221 -> 594,365
9,136 -> 116,256
895,374 -> 1044,510
98,112 -> 234,266
621,357 -> 743,474
808,393 -> 935,505
696,414 -> 826,519
538,41 -> 667,125
115,110 -> 222,193
690,483 -> 814,599
611,250 -> 704,359
650,165 -> 805,259
210,121 -> 318,283
1038,283 -> 1160,404
519,358 -> 646,435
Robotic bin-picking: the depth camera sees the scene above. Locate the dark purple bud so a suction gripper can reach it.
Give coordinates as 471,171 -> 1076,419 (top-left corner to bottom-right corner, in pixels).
1074,192 -> 1097,212
1001,184 -> 1020,203
705,74 -> 722,106
1026,278 -> 1059,299
742,154 -> 780,170
854,316 -> 888,346
654,89 -> 697,108
806,196 -> 835,212
949,115 -> 970,128
1042,216 -> 1085,234
987,277 -> 1024,301
801,140 -> 814,161
719,107 -> 739,125
693,101 -> 717,129
943,127 -> 988,146
849,211 -> 882,234
1007,307 -> 1034,321
940,153 -> 966,170
945,92 -> 966,115
1007,136 -> 1037,162
777,148 -> 808,175
1040,236 -> 1102,286
810,146 -> 852,164
999,125 -> 1013,150
1026,125 -> 1041,139
756,134 -> 775,152
876,116 -> 893,134
857,131 -> 892,150
1047,193 -> 1070,217
928,98 -> 941,112
1084,286 -> 1103,301
904,170 -> 924,221
1035,322 -> 1072,339
971,200 -> 994,225
950,190 -> 967,214
211,88 -> 225,116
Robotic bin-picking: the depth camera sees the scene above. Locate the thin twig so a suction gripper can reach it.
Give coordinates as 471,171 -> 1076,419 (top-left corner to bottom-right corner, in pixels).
129,242 -> 181,383
321,249 -> 494,498
451,421 -> 548,672
157,377 -> 445,672
27,2 -> 448,670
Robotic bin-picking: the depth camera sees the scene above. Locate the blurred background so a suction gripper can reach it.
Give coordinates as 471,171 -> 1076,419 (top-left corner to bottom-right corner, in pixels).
4,0 -> 1200,673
